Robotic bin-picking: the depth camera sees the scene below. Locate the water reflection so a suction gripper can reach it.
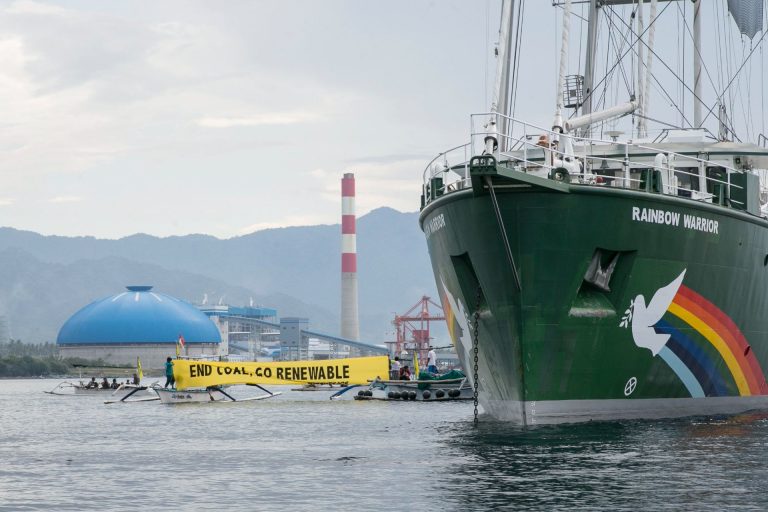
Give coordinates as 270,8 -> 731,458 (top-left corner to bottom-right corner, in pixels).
4,380 -> 768,510
438,415 -> 768,510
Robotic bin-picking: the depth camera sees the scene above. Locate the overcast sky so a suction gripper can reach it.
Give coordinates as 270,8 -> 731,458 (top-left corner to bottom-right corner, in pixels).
0,0 -> 505,238
0,1 -> 763,238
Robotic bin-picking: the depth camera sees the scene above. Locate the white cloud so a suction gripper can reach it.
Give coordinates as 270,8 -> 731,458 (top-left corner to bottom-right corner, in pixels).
0,1 -> 492,238
307,157 -> 425,216
197,111 -> 318,128
309,168 -> 330,178
238,215 -> 327,235
5,1 -> 68,17
0,198 -> 15,206
48,196 -> 82,203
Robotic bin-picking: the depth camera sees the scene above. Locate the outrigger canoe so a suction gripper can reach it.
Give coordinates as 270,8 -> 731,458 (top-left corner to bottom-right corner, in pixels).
153,383 -> 280,404
47,380 -> 156,400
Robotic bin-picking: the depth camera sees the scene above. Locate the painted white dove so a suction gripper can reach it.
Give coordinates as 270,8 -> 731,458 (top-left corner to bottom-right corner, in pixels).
630,269 -> 686,356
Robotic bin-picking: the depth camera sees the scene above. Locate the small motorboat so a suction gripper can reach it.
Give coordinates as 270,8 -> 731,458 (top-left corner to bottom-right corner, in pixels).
331,370 -> 473,402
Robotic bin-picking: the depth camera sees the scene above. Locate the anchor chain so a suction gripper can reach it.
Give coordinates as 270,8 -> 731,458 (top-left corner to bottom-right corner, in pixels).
472,286 -> 481,427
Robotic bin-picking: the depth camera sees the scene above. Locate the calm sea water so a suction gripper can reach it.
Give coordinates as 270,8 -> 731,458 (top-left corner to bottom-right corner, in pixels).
1,378 -> 768,511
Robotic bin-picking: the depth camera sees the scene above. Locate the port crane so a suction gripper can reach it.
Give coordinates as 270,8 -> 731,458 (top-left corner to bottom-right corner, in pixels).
387,296 -> 445,363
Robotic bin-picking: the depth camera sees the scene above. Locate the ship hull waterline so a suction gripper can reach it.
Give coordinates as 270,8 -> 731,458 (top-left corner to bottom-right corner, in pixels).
420,167 -> 768,425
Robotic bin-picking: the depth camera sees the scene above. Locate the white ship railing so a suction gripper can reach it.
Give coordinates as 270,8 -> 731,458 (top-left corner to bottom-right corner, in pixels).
421,143 -> 471,183
423,113 -> 767,214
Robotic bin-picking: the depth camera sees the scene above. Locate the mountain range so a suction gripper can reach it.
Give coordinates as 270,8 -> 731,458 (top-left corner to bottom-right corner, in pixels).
0,207 -> 446,346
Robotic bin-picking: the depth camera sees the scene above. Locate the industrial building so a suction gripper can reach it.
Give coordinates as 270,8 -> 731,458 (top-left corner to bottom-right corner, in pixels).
57,285 -> 221,368
198,304 -> 280,359
200,308 -> 385,360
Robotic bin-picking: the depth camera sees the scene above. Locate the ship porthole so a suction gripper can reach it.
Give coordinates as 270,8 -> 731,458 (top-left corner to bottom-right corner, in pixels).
624,377 -> 637,396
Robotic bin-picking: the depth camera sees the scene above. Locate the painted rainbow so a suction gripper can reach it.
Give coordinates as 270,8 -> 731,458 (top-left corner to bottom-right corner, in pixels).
657,286 -> 768,398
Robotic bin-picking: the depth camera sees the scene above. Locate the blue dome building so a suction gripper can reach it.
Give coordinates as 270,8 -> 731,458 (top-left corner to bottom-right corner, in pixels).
57,286 -> 222,368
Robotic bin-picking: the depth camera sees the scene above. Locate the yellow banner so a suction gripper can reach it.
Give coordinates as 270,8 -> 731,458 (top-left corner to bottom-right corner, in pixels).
173,356 -> 389,390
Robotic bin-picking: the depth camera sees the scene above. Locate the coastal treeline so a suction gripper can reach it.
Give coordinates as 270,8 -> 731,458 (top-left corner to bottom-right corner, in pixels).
0,339 -> 59,357
0,340 -> 115,377
0,355 -> 69,377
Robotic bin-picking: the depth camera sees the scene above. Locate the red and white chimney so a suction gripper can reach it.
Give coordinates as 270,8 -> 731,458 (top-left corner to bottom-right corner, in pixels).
341,173 -> 359,341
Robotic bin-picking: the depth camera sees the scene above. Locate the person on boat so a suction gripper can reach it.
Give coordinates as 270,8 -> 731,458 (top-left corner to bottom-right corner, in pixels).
164,357 -> 175,388
100,377 -> 110,389
390,357 -> 401,379
110,378 -> 120,389
399,365 -> 411,381
132,373 -> 140,385
427,347 -> 438,374
86,377 -> 98,389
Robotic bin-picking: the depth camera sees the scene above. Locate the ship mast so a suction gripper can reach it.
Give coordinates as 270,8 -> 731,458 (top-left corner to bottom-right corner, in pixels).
641,0 -> 660,138
692,0 -> 703,128
491,0 -> 516,152
576,0 -> 679,136
581,0 -> 600,138
636,0 -> 645,138
556,0 -> 638,134
552,0 -> 573,134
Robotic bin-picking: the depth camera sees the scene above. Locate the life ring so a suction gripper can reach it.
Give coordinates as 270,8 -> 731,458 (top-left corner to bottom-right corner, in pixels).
550,168 -> 570,183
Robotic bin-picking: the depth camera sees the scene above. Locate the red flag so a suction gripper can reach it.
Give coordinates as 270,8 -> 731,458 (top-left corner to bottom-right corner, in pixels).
178,334 -> 186,348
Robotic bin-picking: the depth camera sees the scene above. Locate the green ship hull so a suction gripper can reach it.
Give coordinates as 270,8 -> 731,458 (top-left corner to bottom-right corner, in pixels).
420,161 -> 768,424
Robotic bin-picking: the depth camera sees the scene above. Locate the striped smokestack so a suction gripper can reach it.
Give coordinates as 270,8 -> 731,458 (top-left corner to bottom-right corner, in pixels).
341,173 -> 360,342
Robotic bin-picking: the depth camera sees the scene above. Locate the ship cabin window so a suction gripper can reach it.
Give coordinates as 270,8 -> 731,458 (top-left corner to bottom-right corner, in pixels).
705,166 -> 729,203
675,167 -> 700,198
706,166 -> 727,183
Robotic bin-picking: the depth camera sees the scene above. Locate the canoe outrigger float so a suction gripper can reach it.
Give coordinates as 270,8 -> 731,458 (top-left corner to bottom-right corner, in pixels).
103,385 -> 161,404
290,383 -> 342,391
